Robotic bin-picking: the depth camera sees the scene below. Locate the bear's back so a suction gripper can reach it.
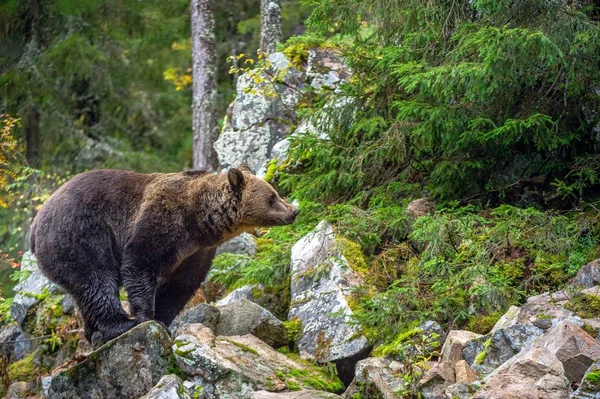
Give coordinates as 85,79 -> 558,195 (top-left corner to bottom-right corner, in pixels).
31,169 -> 159,253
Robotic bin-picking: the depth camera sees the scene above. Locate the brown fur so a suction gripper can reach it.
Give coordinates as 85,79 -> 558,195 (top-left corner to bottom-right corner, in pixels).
30,168 -> 297,344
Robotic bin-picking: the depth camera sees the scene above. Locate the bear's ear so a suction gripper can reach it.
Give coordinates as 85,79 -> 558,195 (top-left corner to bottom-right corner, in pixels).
227,168 -> 245,194
237,164 -> 254,174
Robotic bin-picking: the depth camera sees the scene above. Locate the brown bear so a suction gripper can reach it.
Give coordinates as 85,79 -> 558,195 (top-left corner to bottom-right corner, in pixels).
29,167 -> 298,344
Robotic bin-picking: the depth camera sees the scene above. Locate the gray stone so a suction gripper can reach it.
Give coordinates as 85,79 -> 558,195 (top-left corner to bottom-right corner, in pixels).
45,321 -> 173,399
473,347 -> 571,399
407,198 -> 436,218
4,381 -> 37,399
418,360 -> 456,399
463,323 -> 544,377
216,285 -> 263,307
444,383 -> 478,399
141,375 -> 191,399
61,294 -> 76,315
0,323 -> 33,361
342,357 -> 406,399
216,233 -> 257,257
170,303 -> 220,336
572,359 -> 600,398
533,321 -> 600,383
216,299 -> 287,348
10,251 -> 61,326
173,323 -> 342,397
288,221 -> 370,383
440,330 -> 482,363
306,48 -> 350,91
571,260 -> 600,290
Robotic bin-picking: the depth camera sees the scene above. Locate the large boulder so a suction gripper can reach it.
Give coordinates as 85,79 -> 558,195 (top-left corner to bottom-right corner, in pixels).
570,260 -> 600,290
216,299 -> 287,348
216,284 -> 289,321
440,330 -> 482,363
342,357 -> 406,399
10,251 -> 60,326
214,52 -> 303,176
217,233 -> 257,257
0,323 -> 33,362
533,321 -> 600,384
44,321 -> 173,399
288,221 -> 370,384
472,347 -> 571,398
417,360 -> 455,399
141,375 -> 192,399
463,323 -> 544,377
172,323 -> 343,398
305,48 -> 350,91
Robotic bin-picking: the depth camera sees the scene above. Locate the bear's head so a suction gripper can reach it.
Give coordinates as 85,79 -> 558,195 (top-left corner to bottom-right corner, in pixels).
227,167 -> 299,228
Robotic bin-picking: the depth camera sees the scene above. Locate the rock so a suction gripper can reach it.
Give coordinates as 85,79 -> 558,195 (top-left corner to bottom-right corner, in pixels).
407,198 -> 435,218
172,323 -> 343,397
443,382 -> 479,399
60,294 -> 76,315
216,285 -> 264,307
216,233 -> 257,257
10,251 -> 60,326
141,375 -> 191,399
533,320 -> 600,383
214,52 -> 303,176
570,260 -> 600,289
572,359 -> 600,398
418,360 -> 455,399
170,303 -> 220,336
4,381 -> 37,399
342,357 -> 406,399
454,360 -> 477,384
216,284 -> 289,320
306,48 -> 350,91
216,299 -> 287,348
0,323 -> 33,362
473,347 -> 571,399
440,330 -> 482,363
463,323 -> 544,377
390,321 -> 446,361
252,391 -> 341,398
45,321 -> 173,399
288,221 -> 370,385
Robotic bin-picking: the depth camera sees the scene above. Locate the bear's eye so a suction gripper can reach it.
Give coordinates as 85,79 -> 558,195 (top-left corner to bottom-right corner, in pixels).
269,194 -> 276,206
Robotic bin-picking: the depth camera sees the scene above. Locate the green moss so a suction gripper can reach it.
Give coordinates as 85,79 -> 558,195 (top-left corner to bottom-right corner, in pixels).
7,351 -> 42,382
372,323 -> 421,357
475,338 -> 493,365
264,158 -> 278,182
585,370 -> 600,386
565,293 -> 600,319
221,338 -> 259,355
167,354 -> 187,380
582,324 -> 599,338
286,380 -> 302,391
336,237 -> 369,276
465,311 -> 504,335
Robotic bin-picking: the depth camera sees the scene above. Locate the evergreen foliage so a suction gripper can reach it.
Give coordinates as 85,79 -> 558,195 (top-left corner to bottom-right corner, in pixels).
283,0 -> 600,204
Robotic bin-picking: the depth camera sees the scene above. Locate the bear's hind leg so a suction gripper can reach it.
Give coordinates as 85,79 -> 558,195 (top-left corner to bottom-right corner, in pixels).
73,272 -> 136,346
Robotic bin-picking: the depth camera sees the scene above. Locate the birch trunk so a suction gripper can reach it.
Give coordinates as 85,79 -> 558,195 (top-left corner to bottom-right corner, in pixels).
191,0 -> 219,171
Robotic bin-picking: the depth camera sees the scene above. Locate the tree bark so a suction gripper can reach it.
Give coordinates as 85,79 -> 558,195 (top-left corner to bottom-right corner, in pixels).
190,0 -> 219,171
260,0 -> 283,54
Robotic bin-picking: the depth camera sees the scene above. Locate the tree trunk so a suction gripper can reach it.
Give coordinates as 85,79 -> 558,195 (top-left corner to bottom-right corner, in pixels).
190,0 -> 219,171
260,0 -> 282,54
